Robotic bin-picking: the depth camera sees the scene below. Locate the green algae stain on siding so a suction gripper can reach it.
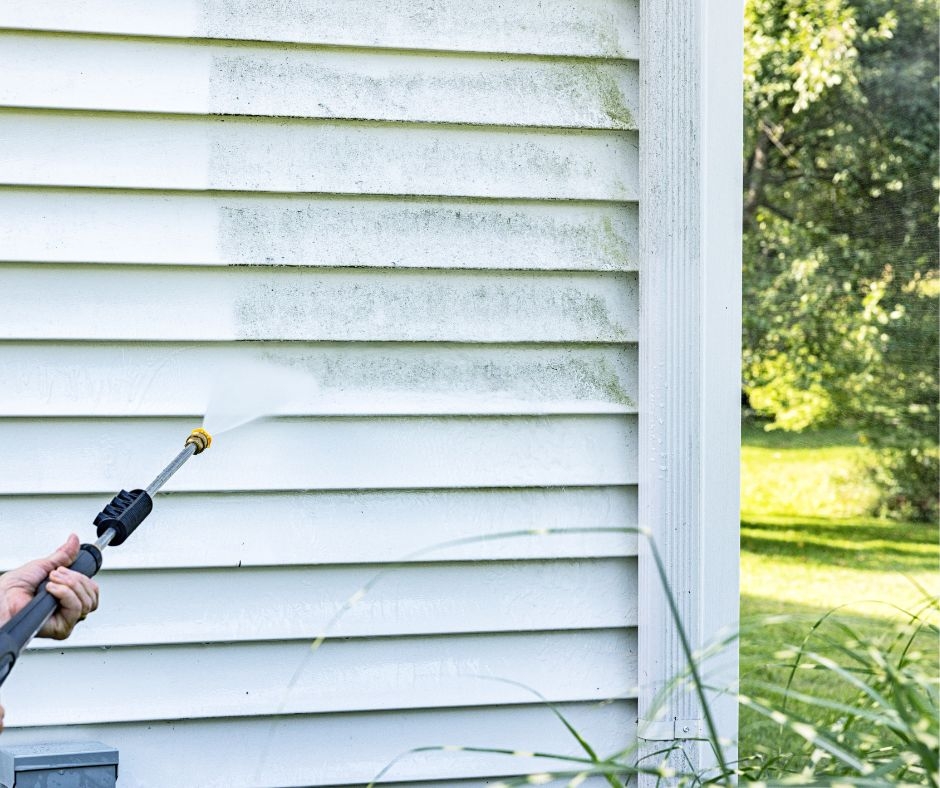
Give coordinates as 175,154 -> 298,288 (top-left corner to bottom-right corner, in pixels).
593,65 -> 637,129
596,211 -> 638,270
231,270 -> 637,342
558,61 -> 638,130
216,199 -> 637,271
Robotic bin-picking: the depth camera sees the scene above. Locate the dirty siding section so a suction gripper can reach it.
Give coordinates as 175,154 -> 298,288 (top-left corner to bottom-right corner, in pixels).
0,2 -> 641,785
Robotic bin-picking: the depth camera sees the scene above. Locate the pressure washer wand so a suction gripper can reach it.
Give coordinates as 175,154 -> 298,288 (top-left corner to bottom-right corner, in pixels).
0,428 -> 213,688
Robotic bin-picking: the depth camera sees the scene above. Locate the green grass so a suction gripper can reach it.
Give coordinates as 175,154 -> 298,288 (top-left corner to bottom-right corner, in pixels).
741,423 -> 881,519
738,423 -> 939,771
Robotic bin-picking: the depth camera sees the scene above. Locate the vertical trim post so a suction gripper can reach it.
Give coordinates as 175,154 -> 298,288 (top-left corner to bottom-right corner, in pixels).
638,0 -> 742,774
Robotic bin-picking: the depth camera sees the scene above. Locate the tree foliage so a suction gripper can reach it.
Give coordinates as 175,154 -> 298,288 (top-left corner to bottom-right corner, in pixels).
742,0 -> 939,520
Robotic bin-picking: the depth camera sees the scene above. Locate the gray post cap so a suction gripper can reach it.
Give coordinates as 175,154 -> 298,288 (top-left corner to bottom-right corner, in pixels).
0,741 -> 118,787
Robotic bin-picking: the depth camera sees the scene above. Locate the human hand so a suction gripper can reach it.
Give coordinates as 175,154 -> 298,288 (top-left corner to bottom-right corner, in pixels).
0,534 -> 100,641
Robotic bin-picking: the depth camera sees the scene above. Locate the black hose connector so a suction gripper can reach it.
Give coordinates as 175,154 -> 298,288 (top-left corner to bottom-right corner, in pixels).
0,544 -> 103,688
94,489 -> 153,546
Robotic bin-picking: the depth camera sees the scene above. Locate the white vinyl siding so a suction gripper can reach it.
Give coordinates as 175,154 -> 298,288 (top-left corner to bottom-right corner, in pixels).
0,191 -> 638,270
0,2 -> 640,785
0,0 -> 640,57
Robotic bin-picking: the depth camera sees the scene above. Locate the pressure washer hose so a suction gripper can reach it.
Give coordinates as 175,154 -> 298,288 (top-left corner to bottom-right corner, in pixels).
0,428 -> 212,687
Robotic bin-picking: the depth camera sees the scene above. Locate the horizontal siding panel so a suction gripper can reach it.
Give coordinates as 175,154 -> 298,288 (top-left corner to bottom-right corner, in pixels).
0,189 -> 638,270
344,780 -> 619,788
11,629 -> 637,725
0,0 -> 640,58
27,559 -> 637,648
0,700 -> 636,786
0,33 -> 638,130
0,111 -> 639,200
0,342 -> 638,417
0,488 -> 638,570
0,416 -> 637,493
0,266 -> 638,342
335,780 -> 618,788
0,415 -> 637,494
2,416 -> 637,494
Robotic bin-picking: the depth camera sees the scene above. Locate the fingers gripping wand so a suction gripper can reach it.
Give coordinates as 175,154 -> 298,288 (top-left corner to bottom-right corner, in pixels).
0,428 -> 212,687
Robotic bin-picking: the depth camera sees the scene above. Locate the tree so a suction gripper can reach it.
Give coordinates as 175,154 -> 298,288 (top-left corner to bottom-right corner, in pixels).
742,0 -> 939,520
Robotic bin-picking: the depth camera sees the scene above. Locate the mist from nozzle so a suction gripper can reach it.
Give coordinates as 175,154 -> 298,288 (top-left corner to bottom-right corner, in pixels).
201,359 -> 320,436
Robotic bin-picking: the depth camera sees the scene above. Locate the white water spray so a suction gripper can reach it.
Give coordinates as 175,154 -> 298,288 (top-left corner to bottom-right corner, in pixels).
201,358 -> 320,436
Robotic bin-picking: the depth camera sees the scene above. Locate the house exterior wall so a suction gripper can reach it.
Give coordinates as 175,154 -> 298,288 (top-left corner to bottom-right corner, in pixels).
0,2 -> 649,786
0,1 -> 740,784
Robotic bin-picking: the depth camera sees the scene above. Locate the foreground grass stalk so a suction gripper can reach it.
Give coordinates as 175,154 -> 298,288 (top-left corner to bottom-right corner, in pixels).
644,534 -> 734,783
252,507 -> 937,786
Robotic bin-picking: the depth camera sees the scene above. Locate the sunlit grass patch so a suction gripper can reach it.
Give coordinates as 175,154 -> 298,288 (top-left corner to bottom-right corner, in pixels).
741,424 -> 881,518
742,514 -> 938,621
740,421 -> 940,774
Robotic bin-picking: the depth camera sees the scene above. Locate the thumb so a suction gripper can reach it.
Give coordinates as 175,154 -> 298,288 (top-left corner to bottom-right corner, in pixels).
44,534 -> 80,571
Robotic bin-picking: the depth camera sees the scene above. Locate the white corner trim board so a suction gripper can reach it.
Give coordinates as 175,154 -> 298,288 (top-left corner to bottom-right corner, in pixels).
638,0 -> 742,773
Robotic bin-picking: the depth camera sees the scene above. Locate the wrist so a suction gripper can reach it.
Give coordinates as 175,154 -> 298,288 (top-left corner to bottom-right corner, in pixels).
0,582 -> 17,627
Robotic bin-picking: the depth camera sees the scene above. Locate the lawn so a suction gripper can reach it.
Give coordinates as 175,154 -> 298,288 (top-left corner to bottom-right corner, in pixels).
738,423 -> 939,773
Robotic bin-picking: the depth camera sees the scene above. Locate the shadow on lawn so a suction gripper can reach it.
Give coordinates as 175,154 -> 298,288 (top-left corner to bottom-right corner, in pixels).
740,516 -> 938,572
740,424 -> 864,450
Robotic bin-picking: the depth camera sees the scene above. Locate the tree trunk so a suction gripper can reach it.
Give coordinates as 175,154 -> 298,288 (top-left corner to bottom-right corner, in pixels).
744,125 -> 770,228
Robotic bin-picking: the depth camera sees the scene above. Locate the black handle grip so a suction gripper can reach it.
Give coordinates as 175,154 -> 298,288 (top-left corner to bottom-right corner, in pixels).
94,489 -> 152,546
0,544 -> 102,688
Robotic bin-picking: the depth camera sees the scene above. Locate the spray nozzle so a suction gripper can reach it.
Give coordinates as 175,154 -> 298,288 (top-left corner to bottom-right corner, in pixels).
185,428 -> 213,454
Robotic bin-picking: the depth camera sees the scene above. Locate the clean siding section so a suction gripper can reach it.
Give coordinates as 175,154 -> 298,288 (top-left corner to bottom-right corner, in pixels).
0,3 -> 640,785
0,701 -> 637,787
18,560 -> 639,648
0,416 -> 638,493
9,629 -> 639,724
0,487 -> 639,569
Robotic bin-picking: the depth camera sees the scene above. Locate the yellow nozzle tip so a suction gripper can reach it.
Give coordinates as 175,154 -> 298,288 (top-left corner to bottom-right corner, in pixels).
185,427 -> 212,454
